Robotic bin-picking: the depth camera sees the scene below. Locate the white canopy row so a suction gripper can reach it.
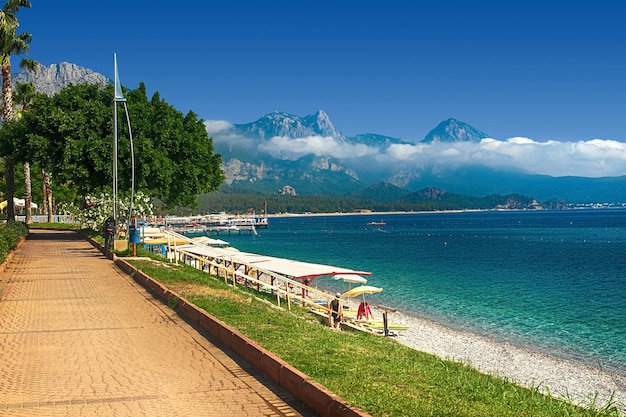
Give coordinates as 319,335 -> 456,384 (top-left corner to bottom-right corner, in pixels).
176,243 -> 370,283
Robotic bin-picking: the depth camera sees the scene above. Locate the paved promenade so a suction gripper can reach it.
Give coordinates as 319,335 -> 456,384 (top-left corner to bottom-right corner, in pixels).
0,230 -> 316,417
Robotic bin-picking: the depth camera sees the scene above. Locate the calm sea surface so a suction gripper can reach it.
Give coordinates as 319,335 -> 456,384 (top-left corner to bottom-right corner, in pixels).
223,209 -> 626,375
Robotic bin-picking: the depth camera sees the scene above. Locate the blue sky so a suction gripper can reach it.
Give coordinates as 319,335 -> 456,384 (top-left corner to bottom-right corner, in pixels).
16,1 -> 626,144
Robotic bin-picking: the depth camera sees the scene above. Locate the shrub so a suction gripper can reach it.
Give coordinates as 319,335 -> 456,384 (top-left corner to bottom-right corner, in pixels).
59,191 -> 154,232
0,221 -> 28,264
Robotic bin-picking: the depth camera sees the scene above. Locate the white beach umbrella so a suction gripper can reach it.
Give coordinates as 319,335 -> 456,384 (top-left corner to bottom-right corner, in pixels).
334,273 -> 367,290
333,274 -> 368,284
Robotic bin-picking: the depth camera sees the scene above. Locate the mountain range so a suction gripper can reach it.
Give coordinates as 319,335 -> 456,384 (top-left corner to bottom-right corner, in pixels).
15,63 -> 626,204
214,111 -> 626,203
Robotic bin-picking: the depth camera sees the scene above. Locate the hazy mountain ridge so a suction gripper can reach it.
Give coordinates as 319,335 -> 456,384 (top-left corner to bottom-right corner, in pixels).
347,133 -> 414,149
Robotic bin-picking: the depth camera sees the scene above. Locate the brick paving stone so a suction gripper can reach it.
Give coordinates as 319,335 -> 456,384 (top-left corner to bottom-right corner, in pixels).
0,230 -> 317,417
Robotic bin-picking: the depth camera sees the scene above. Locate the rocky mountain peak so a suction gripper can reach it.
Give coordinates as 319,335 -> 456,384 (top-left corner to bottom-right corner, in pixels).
233,110 -> 340,140
13,62 -> 108,96
421,118 -> 489,144
302,110 -> 340,137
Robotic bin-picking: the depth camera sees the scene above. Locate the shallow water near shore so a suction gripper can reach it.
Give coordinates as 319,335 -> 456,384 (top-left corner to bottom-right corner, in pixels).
223,209 -> 626,376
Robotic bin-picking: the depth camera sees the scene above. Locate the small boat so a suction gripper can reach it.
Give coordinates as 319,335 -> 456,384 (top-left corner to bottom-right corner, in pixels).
367,220 -> 386,226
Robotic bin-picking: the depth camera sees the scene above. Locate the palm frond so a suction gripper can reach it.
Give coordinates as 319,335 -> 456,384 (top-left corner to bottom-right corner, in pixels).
18,57 -> 37,73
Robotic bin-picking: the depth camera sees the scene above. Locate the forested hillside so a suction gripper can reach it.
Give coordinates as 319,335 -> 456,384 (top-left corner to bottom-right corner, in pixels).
191,188 -> 546,216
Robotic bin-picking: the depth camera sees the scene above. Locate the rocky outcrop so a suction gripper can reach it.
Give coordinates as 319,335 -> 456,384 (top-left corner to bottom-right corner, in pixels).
415,187 -> 447,200
221,159 -> 274,184
310,156 -> 359,179
277,185 -> 296,196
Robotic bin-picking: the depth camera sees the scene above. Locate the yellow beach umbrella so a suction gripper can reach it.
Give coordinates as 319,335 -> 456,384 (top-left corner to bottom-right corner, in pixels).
143,237 -> 190,245
342,285 -> 383,299
0,198 -> 19,210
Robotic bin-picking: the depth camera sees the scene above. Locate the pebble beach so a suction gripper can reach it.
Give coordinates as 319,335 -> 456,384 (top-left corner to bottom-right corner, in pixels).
384,307 -> 626,413
335,295 -> 625,413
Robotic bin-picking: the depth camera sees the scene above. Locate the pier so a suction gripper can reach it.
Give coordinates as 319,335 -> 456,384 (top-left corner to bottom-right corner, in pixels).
161,214 -> 268,236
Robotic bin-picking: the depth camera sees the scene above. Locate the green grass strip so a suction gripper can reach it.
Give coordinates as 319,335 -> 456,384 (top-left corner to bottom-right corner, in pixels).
27,222 -> 80,230
126,253 -> 621,417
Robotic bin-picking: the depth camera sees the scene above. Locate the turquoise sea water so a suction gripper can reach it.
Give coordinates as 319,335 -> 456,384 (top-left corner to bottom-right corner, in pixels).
223,209 -> 626,375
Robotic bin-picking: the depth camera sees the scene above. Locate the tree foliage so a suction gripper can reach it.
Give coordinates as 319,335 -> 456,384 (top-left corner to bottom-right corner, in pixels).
0,82 -> 225,208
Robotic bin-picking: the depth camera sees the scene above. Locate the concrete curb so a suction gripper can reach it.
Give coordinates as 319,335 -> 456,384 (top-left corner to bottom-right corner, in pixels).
107,252 -> 372,417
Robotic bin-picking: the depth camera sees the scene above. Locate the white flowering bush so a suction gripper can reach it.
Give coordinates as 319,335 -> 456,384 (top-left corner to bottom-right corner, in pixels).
59,191 -> 154,232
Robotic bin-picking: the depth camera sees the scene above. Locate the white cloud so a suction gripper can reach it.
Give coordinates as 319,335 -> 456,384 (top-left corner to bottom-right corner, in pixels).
204,120 -> 233,134
368,137 -> 626,177
257,135 -> 379,159
386,143 -> 427,160
473,137 -> 626,177
204,120 -> 262,151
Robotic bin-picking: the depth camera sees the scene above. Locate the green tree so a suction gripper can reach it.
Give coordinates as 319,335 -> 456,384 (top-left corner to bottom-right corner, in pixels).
3,82 -> 225,209
0,0 -> 36,221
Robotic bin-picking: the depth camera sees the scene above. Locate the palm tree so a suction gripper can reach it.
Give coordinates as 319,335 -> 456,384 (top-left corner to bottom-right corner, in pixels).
13,80 -> 37,223
0,0 -> 34,222
42,169 -> 52,222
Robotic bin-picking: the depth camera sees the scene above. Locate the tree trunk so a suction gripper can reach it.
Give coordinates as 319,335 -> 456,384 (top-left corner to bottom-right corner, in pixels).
2,62 -> 16,222
41,169 -> 47,215
24,162 -> 32,224
5,156 -> 15,222
43,170 -> 53,223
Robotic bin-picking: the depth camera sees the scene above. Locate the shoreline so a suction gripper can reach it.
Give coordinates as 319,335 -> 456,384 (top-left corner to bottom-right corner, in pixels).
232,211 -> 626,412
267,209 -> 480,218
359,302 -> 626,413
265,206 -> 624,219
